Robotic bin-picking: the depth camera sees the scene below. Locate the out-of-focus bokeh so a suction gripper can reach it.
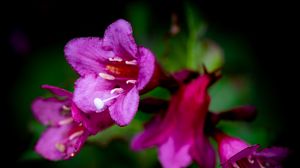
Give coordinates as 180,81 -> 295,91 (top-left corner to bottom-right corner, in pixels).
2,0 -> 296,167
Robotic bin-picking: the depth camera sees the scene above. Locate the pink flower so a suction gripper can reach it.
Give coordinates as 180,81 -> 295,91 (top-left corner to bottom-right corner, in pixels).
131,74 -> 216,168
64,19 -> 158,126
32,85 -> 113,160
214,131 -> 288,168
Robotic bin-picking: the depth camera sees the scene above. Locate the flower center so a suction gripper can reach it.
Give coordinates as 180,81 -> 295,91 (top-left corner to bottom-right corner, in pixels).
99,57 -> 138,84
55,123 -> 85,155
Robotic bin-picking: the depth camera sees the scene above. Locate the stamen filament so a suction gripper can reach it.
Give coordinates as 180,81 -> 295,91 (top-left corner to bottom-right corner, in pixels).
233,163 -> 240,168
248,155 -> 255,164
69,130 -> 84,140
257,159 -> 266,168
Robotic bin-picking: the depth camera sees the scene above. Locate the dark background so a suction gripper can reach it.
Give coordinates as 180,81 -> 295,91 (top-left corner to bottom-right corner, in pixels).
2,0 -> 296,167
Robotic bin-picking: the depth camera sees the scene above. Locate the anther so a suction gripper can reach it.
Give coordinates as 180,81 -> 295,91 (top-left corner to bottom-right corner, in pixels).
55,143 -> 66,152
62,105 -> 70,111
125,60 -> 137,65
68,130 -> 84,140
99,73 -> 115,80
126,80 -> 136,84
110,88 -> 124,94
58,117 -> 73,126
109,57 -> 123,62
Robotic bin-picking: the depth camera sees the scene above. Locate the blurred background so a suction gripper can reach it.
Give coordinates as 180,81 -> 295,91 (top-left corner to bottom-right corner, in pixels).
2,0 -> 296,167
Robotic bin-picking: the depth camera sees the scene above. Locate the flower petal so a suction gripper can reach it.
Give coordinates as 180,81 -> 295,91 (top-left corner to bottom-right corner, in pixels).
216,134 -> 250,164
71,103 -> 113,135
109,86 -> 139,126
255,147 -> 289,162
64,37 -> 114,76
35,124 -> 88,160
32,97 -> 70,126
223,145 -> 259,167
131,115 -> 172,150
73,75 -> 114,113
158,137 -> 192,168
103,19 -> 137,59
191,137 -> 216,168
41,85 -> 72,98
136,47 -> 156,90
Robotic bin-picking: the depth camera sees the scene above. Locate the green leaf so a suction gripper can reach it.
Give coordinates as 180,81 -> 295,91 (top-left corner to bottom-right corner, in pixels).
185,2 -> 207,69
126,2 -> 150,44
201,40 -> 224,72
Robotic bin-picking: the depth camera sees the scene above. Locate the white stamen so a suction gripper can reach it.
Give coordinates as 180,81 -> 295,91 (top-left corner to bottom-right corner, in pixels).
69,130 -> 84,140
70,153 -> 75,157
93,95 -> 120,111
58,117 -> 73,125
55,143 -> 66,152
62,105 -> 70,111
233,163 -> 240,168
248,155 -> 255,164
126,80 -> 137,84
99,73 -> 115,80
125,60 -> 137,65
110,88 -> 124,94
94,98 -> 105,111
257,159 -> 266,168
109,57 -> 123,62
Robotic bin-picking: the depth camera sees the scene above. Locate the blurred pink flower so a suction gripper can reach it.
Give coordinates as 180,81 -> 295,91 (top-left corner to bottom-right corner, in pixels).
131,74 -> 216,168
214,131 -> 288,168
32,85 -> 113,160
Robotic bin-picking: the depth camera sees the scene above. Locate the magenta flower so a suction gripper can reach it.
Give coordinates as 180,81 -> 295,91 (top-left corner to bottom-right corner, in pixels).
214,131 -> 288,168
32,85 -> 113,160
64,19 -> 157,126
131,74 -> 216,168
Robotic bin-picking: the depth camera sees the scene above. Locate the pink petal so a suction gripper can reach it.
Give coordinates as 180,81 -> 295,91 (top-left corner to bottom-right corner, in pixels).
71,103 -> 113,135
103,19 -> 137,59
158,137 -> 192,168
73,75 -> 114,113
35,124 -> 88,160
136,47 -> 156,90
109,86 -> 139,126
224,145 -> 259,166
191,137 -> 216,168
41,85 -> 72,98
131,115 -> 172,150
256,147 -> 289,160
32,97 -> 70,126
64,37 -> 114,76
217,134 -> 250,164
